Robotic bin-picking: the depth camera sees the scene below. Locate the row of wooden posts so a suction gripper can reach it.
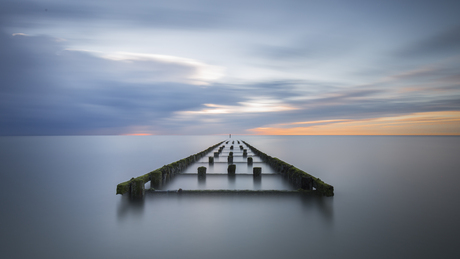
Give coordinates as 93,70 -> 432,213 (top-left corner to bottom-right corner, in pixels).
198,165 -> 262,176
209,145 -> 249,164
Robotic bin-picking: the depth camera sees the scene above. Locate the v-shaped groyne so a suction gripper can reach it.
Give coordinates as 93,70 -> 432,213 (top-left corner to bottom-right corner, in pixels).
116,140 -> 334,198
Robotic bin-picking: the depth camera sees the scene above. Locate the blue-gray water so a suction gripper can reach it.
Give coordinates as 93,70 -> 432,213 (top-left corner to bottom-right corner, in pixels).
0,135 -> 459,258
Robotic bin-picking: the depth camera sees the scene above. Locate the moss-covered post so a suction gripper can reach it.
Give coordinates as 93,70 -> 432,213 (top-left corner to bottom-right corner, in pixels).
198,166 -> 206,176
301,176 -> 313,190
239,145 -> 243,150
150,170 -> 162,189
228,164 -> 236,174
208,156 -> 214,164
247,157 -> 253,164
253,167 -> 262,177
230,145 -> 234,150
214,152 -> 219,157
243,149 -> 247,157
129,177 -> 145,198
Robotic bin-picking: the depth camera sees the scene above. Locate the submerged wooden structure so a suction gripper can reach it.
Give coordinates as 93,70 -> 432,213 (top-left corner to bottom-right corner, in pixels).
116,140 -> 334,198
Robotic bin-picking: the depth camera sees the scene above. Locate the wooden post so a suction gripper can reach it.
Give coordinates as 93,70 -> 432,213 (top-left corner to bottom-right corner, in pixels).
247,157 -> 253,164
253,167 -> 262,177
228,164 -> 236,174
198,166 -> 207,176
129,177 -> 145,198
227,156 -> 233,163
209,156 -> 214,164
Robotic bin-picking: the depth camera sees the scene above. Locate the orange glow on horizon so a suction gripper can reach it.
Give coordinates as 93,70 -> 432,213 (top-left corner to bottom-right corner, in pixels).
249,111 -> 460,135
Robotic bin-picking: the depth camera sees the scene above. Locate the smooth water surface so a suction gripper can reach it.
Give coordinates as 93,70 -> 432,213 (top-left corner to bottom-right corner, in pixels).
0,135 -> 459,258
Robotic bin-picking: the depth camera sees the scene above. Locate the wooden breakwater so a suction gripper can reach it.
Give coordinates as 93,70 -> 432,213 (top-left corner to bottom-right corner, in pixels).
116,139 -> 334,198
116,142 -> 223,197
243,141 -> 334,196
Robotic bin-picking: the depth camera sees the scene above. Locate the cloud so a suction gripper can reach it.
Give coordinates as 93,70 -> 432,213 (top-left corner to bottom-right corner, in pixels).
1,29 -> 458,136
2,1 -> 460,135
94,51 -> 224,85
249,111 -> 460,135
175,98 -> 297,116
0,0 -> 235,31
398,26 -> 460,58
0,31 -> 227,135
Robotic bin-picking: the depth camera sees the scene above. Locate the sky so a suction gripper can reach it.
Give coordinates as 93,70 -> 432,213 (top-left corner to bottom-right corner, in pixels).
1,0 -> 460,135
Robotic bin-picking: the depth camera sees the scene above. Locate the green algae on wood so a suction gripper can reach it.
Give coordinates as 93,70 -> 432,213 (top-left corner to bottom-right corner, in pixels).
242,141 -> 334,196
116,141 -> 223,196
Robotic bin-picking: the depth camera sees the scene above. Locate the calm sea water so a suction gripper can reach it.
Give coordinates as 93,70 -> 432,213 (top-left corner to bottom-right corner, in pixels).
0,135 -> 459,258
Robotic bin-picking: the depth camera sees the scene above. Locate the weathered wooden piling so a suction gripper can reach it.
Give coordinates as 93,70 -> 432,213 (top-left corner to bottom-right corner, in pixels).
209,157 -> 214,164
230,145 -> 234,150
253,167 -> 262,177
198,166 -> 207,176
229,151 -> 233,156
239,145 -> 243,150
228,164 -> 236,174
214,152 -> 219,157
227,156 -> 233,163
129,177 -> 145,198
247,157 -> 253,164
243,149 -> 247,157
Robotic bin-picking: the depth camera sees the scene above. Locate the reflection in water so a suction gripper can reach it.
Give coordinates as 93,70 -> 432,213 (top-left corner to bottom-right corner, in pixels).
253,175 -> 261,189
3,136 -> 460,259
198,174 -> 206,187
228,173 -> 236,187
117,194 -> 145,221
118,193 -> 334,227
299,195 -> 334,224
